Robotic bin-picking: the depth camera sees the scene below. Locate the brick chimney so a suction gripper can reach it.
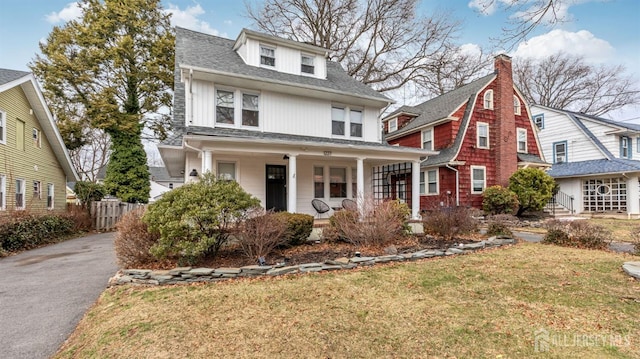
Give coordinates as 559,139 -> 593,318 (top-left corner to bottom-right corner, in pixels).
494,54 -> 517,187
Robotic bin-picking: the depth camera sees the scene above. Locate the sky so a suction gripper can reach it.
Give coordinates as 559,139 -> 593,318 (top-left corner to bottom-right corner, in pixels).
0,0 -> 639,123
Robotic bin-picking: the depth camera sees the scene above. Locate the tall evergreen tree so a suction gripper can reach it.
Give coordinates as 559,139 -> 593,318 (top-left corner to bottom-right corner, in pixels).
31,0 -> 174,203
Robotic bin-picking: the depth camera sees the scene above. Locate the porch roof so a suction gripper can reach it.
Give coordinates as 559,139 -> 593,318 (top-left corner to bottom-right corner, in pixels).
548,158 -> 640,178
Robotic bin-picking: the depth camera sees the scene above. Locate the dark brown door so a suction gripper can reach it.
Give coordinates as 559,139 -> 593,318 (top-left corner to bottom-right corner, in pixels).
266,165 -> 287,211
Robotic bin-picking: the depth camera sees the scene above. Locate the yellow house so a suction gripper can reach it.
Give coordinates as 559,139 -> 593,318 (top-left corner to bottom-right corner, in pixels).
0,68 -> 78,213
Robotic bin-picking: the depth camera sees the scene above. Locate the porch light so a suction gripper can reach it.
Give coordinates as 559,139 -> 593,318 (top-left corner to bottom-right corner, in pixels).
189,169 -> 198,177
283,155 -> 289,160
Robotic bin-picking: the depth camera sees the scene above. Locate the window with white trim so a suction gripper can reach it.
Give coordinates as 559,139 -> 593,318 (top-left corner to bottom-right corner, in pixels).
422,128 -> 433,150
217,162 -> 236,181
242,94 -> 259,127
329,167 -> 347,198
553,141 -> 567,164
0,110 -> 6,145
637,138 -> 640,153
33,180 -> 41,199
620,136 -> 631,159
47,183 -> 54,209
331,107 -> 345,136
351,167 -> 357,198
350,109 -> 362,138
314,167 -> 324,198
216,90 -> 234,124
477,122 -> 489,149
15,179 -> 25,210
421,169 -> 438,195
0,174 -> 5,210
33,128 -> 41,148
388,118 -> 398,133
533,114 -> 544,129
301,55 -> 314,74
260,46 -> 275,67
517,128 -> 527,153
471,166 -> 486,194
483,90 -> 493,110
513,95 -> 521,115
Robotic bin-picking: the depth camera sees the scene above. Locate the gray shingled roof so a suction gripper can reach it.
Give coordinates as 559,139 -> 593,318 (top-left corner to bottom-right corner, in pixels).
518,153 -> 548,165
566,112 -> 614,159
0,68 -> 29,86
384,73 -> 495,139
568,109 -> 640,132
149,167 -> 183,182
548,158 -> 640,178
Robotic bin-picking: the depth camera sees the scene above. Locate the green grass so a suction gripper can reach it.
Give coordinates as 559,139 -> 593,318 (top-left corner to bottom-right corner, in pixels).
56,243 -> 640,358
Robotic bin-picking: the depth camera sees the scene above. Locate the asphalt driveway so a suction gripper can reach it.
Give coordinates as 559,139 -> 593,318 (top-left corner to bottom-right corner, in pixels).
0,232 -> 117,359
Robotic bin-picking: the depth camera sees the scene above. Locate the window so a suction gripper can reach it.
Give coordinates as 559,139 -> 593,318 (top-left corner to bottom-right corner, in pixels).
351,168 -> 357,198
16,119 -> 25,151
329,167 -> 347,198
477,122 -> 489,149
0,110 -> 5,145
533,114 -> 544,129
419,172 -> 425,194
301,55 -> 314,74
350,109 -> 362,137
217,162 -> 236,181
47,183 -> 54,209
637,138 -> 640,153
314,166 -> 324,198
388,118 -> 398,133
260,46 -> 275,67
331,107 -> 345,136
422,128 -> 433,150
471,166 -> 486,194
33,181 -> 41,199
513,96 -> 521,115
242,94 -> 259,127
517,128 -> 527,153
15,179 -> 25,209
553,141 -> 567,164
216,90 -> 234,124
421,169 -> 438,195
0,174 -> 5,210
483,90 -> 493,110
620,136 -> 631,159
33,128 -> 41,148
583,178 -> 627,212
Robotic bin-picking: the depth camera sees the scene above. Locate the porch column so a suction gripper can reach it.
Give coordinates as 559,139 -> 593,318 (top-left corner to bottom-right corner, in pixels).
288,154 -> 297,213
356,158 -> 364,201
411,160 -> 421,220
202,150 -> 212,174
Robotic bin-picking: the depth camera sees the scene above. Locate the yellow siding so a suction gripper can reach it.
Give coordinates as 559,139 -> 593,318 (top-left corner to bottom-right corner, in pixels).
0,86 -> 68,213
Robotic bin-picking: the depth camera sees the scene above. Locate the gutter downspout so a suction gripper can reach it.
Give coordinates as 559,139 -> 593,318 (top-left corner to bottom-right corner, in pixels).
445,164 -> 459,207
189,69 -> 193,125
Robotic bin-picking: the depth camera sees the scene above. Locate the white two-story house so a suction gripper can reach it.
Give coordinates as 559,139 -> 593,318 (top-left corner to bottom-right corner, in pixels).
158,28 -> 433,218
532,105 -> 640,217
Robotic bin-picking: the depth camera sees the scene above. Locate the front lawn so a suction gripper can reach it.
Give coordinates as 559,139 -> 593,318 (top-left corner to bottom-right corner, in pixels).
57,243 -> 639,358
589,218 -> 640,244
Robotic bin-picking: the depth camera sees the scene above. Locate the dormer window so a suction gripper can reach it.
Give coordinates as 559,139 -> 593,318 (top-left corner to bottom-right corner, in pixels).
260,46 -> 275,67
514,95 -> 521,115
301,55 -> 315,74
388,118 -> 398,133
484,90 -> 494,110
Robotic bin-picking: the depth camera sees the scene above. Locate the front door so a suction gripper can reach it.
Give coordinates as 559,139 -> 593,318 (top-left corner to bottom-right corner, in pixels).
266,165 -> 287,211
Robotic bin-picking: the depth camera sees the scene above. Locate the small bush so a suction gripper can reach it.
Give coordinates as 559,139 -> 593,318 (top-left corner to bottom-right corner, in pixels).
236,209 -> 288,262
63,204 -> 93,232
115,208 -> 160,268
274,212 -> 314,246
324,199 -> 410,246
542,220 -> 611,249
0,213 -> 75,252
485,214 -> 517,237
632,226 -> 640,256
482,185 -> 519,215
422,206 -> 478,241
74,181 -> 107,207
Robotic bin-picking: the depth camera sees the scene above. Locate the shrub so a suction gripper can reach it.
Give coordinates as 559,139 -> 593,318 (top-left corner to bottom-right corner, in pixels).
324,199 -> 410,246
0,213 -> 75,252
74,181 -> 107,208
486,215 -> 514,237
508,168 -> 556,216
63,204 -> 93,232
482,185 -> 519,215
422,206 -> 478,241
274,212 -> 314,246
143,173 -> 260,265
633,227 -> 640,256
115,208 -> 160,268
236,209 -> 288,262
542,220 -> 611,249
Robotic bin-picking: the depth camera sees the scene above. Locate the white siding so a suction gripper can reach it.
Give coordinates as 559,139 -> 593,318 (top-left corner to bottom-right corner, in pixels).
243,37 -> 326,78
191,80 -> 215,127
555,178 -> 583,213
580,119 -> 622,158
533,107 -> 605,163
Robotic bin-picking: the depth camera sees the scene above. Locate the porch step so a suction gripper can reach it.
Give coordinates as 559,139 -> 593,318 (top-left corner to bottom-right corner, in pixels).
544,204 -> 573,217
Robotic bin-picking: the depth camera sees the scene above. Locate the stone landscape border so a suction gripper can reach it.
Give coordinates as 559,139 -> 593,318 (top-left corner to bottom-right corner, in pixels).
109,237 -> 517,286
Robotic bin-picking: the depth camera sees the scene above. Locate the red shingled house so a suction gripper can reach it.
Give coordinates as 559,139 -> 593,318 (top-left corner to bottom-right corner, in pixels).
380,54 -> 548,210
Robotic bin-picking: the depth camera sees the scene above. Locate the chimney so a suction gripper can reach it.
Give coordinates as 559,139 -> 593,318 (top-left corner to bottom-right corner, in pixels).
494,54 -> 517,187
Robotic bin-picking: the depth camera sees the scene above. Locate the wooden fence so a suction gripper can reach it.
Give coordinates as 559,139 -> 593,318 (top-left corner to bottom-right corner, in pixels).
91,200 -> 146,231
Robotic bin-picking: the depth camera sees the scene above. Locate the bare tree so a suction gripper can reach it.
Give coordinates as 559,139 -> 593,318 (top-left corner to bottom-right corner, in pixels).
245,0 -> 460,93
68,128 -> 111,182
513,53 -> 640,116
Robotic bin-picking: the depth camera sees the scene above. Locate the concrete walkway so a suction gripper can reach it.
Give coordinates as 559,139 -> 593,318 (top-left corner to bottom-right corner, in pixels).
0,232 -> 117,359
